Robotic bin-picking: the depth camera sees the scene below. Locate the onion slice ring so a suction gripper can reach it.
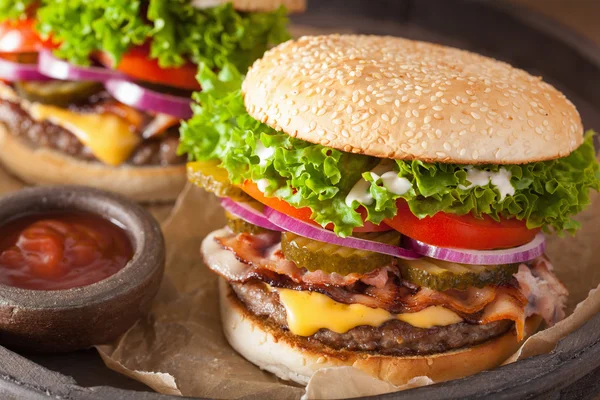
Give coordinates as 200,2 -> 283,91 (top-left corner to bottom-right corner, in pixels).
263,206 -> 422,260
220,198 -> 283,232
405,233 -> 546,265
38,49 -> 126,82
105,79 -> 193,119
0,57 -> 49,81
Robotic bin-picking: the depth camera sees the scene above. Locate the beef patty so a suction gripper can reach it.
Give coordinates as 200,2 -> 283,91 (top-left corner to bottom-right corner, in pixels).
230,281 -> 513,356
0,99 -> 185,167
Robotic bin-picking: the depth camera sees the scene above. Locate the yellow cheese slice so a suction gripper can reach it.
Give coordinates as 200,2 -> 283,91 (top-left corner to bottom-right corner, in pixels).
29,104 -> 141,166
276,287 -> 463,336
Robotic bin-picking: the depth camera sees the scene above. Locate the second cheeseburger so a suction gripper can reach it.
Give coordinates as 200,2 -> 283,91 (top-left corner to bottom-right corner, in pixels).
180,35 -> 600,385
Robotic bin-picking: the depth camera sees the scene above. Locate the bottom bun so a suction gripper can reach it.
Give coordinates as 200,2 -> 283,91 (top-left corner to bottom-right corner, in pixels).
0,126 -> 186,203
219,279 -> 542,386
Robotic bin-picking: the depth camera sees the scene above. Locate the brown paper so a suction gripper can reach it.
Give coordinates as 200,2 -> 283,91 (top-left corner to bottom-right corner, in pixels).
304,369 -> 433,399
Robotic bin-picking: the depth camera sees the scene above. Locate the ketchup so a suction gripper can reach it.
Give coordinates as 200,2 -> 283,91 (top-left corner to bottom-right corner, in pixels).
0,211 -> 133,290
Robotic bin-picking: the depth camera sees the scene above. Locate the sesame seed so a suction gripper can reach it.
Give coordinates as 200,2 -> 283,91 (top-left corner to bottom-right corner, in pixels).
243,35 -> 581,163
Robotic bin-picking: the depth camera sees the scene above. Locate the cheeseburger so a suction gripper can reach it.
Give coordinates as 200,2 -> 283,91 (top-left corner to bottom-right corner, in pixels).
180,35 -> 600,385
0,0 -> 304,201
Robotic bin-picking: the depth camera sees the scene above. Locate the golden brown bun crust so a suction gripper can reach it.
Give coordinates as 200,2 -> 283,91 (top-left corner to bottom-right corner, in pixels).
191,0 -> 305,13
0,126 -> 186,203
219,279 -> 542,386
243,35 -> 583,164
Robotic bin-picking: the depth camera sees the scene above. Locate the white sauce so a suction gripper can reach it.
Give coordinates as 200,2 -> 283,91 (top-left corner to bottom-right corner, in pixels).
256,179 -> 271,193
459,167 -> 515,200
345,178 -> 373,207
345,163 -> 412,207
373,171 -> 412,196
255,142 -> 275,167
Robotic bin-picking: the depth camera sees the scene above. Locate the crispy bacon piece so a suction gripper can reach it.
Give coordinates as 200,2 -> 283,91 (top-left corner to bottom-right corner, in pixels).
204,229 -> 524,317
141,113 -> 179,139
514,256 -> 568,327
216,231 -> 395,288
100,101 -> 144,130
204,228 -> 565,336
480,289 -> 528,340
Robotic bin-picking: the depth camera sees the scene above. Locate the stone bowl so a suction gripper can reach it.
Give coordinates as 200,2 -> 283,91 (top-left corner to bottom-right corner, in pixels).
0,186 -> 165,353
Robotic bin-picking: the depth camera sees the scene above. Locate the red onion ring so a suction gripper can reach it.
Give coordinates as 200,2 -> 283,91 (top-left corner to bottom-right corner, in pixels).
405,233 -> 546,265
38,49 -> 126,82
105,79 -> 193,119
263,206 -> 422,260
0,57 -> 50,81
220,198 -> 283,232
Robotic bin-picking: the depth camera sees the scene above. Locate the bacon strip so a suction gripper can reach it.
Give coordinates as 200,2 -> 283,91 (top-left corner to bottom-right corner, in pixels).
203,229 -> 520,316
480,290 -> 528,340
514,256 -> 568,327
204,228 -> 566,335
216,231 -> 395,288
142,113 -> 179,139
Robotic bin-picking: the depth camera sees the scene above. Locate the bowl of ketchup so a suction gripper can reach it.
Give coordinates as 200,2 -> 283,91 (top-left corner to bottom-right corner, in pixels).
0,186 -> 165,353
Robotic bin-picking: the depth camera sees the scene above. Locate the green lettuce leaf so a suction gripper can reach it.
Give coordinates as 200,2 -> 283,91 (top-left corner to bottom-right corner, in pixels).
0,0 -> 35,21
390,136 -> 600,234
36,1 -> 290,71
180,62 -> 600,237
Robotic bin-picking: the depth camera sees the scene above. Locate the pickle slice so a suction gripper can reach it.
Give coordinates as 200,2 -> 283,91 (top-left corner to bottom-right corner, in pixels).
399,259 -> 518,291
225,207 -> 273,235
15,80 -> 104,107
187,161 -> 250,201
281,231 -> 401,274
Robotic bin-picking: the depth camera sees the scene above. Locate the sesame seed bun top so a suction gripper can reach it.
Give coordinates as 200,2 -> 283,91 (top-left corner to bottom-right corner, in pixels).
242,35 -> 583,164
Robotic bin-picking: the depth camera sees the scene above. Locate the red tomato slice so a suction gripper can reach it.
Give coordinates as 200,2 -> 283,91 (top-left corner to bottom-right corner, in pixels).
241,181 -> 391,233
353,208 -> 392,232
384,200 -> 540,250
0,19 -> 51,53
96,45 -> 200,91
241,180 -> 313,222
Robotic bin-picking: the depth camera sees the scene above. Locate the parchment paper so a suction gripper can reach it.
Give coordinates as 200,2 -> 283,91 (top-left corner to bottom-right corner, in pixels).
94,154 -> 600,399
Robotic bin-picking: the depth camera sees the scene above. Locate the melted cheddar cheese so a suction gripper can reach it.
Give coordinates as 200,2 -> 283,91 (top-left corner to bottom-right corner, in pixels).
276,287 -> 463,336
29,104 -> 141,166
